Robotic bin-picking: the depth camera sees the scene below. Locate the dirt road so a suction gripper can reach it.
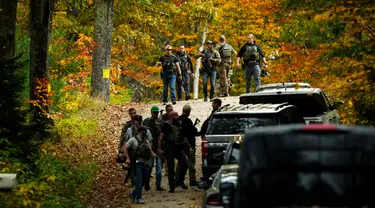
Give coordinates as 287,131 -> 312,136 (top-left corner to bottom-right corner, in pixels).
133,97 -> 239,208
86,96 -> 239,208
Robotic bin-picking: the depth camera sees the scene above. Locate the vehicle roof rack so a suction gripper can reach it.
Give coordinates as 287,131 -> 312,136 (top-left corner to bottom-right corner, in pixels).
255,83 -> 312,92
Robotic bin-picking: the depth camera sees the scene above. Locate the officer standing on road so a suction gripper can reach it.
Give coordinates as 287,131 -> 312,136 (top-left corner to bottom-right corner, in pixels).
176,104 -> 199,186
124,126 -> 156,204
175,45 -> 194,101
158,111 -> 192,193
216,35 -> 237,97
200,98 -> 222,139
143,106 -> 165,191
119,108 -> 137,154
157,45 -> 183,105
236,34 -> 268,93
196,40 -> 221,101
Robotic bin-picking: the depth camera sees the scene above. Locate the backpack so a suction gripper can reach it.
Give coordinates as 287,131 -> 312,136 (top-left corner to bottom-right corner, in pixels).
161,55 -> 177,74
143,117 -> 162,148
219,44 -> 232,60
202,50 -> 216,70
135,135 -> 152,159
131,125 -> 137,138
243,44 -> 260,62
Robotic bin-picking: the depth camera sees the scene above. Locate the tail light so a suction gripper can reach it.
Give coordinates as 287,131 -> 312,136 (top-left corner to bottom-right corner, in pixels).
206,192 -> 222,205
202,140 -> 208,158
302,124 -> 337,131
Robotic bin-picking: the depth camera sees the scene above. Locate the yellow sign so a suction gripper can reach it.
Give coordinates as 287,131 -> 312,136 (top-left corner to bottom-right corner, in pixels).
103,68 -> 110,79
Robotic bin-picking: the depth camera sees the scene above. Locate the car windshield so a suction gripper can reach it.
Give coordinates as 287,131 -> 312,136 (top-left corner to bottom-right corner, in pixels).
229,143 -> 241,164
207,114 -> 279,135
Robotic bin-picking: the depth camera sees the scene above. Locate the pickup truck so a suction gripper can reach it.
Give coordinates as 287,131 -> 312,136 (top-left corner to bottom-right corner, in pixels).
240,83 -> 342,124
201,103 -> 305,180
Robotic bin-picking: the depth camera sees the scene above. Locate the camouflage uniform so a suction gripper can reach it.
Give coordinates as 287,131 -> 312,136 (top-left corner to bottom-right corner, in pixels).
215,42 -> 236,96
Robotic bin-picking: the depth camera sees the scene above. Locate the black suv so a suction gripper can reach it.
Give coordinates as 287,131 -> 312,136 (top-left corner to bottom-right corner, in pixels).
201,103 -> 305,180
240,82 -> 342,124
235,124 -> 375,208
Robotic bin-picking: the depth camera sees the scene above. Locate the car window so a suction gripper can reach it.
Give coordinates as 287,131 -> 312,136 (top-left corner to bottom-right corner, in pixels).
207,114 -> 280,135
240,93 -> 328,117
229,143 -> 241,164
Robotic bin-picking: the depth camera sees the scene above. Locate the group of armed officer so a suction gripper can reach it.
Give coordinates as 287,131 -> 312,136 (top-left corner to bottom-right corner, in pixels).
157,33 -> 268,104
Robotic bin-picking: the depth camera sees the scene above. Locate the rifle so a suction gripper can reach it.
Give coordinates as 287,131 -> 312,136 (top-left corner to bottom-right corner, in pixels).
194,118 -> 201,136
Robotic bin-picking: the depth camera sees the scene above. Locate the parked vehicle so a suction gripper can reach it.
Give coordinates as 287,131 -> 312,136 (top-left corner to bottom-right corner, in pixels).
235,124 -> 375,208
240,82 -> 343,124
201,103 -> 305,180
201,136 -> 242,208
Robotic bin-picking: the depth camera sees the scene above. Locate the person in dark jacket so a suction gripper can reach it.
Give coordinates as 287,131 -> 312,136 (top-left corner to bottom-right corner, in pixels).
176,104 -> 199,186
236,34 -> 268,93
175,45 -> 195,101
158,111 -> 192,193
200,98 -> 222,139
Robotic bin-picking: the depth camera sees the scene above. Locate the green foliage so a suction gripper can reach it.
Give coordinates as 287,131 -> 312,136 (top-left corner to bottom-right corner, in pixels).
110,88 -> 133,104
0,98 -> 103,207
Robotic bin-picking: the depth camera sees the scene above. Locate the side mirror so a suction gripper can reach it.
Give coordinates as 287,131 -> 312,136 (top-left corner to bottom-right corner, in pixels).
330,101 -> 344,110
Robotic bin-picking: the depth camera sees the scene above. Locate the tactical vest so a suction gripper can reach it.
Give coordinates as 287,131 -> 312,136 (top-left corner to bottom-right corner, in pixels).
162,55 -> 177,74
243,44 -> 260,62
143,117 -> 162,148
202,50 -> 216,70
177,53 -> 190,72
219,44 -> 232,62
135,135 -> 152,159
166,123 -> 185,147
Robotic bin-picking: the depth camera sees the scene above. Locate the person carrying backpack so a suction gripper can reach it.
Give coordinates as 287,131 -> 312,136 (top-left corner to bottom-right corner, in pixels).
157,45 -> 182,105
123,115 -> 153,187
216,35 -> 237,97
143,106 -> 165,191
195,40 -> 221,101
236,34 -> 268,93
124,126 -> 156,204
157,111 -> 192,193
118,108 -> 137,155
175,45 -> 194,101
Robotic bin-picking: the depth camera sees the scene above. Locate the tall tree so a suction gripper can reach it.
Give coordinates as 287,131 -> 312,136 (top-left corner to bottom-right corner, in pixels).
0,0 -> 18,62
91,0 -> 114,102
29,0 -> 52,123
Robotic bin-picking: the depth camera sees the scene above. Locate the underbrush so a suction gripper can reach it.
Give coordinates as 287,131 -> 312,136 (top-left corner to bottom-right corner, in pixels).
0,94 -> 105,207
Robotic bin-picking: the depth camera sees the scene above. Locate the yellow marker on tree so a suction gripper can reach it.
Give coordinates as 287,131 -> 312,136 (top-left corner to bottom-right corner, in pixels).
103,68 -> 110,79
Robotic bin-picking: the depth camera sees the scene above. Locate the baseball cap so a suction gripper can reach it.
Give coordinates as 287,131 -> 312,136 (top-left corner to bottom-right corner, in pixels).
206,40 -> 213,44
151,106 -> 159,113
165,45 -> 172,50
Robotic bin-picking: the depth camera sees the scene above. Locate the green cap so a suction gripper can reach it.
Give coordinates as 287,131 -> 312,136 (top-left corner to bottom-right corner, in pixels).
151,106 -> 159,113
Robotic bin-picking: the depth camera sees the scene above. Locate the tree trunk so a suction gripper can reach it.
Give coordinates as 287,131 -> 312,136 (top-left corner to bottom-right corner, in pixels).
91,0 -> 114,103
29,0 -> 52,122
0,0 -> 18,62
193,24 -> 208,99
